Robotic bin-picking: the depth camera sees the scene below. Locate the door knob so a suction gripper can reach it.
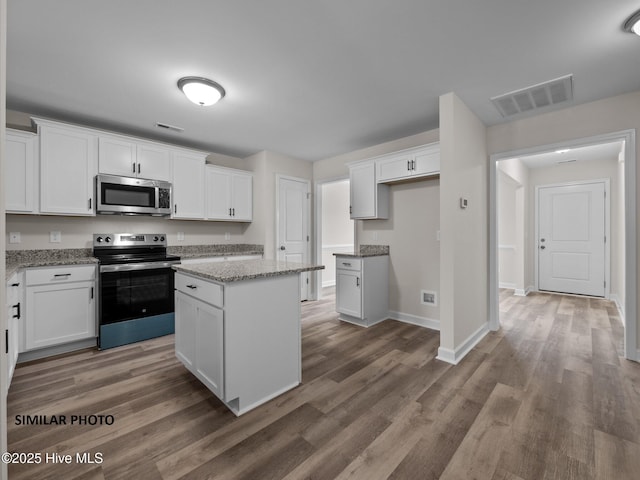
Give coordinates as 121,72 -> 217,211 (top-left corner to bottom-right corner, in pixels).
280,246 -> 286,250
540,245 -> 546,250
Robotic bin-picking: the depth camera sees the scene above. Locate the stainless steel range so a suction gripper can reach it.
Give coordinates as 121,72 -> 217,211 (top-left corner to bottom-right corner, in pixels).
93,233 -> 180,349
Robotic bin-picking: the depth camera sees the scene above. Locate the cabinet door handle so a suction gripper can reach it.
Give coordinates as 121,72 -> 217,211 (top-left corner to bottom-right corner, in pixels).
138,163 -> 141,174
186,284 -> 197,290
407,160 -> 411,171
88,198 -> 92,210
229,208 -> 232,217
356,277 -> 360,287
232,208 -> 235,217
132,162 -> 136,173
174,204 -> 177,214
12,303 -> 20,319
54,273 -> 72,278
5,330 -> 7,354
343,262 -> 351,267
411,160 -> 416,170
11,283 -> 19,287
90,287 -> 94,300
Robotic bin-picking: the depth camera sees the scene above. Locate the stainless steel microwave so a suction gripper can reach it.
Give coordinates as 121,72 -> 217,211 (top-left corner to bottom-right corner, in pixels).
96,174 -> 172,216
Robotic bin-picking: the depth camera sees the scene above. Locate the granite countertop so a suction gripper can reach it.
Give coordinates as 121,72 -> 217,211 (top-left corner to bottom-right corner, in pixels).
168,244 -> 263,259
333,245 -> 390,258
173,259 -> 324,283
6,249 -> 98,280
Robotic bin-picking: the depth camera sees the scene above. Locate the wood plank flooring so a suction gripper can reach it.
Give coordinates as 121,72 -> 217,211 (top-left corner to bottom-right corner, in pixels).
6,289 -> 640,479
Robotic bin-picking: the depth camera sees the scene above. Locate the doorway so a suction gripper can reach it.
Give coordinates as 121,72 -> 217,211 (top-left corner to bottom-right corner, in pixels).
314,178 -> 355,300
490,130 -> 637,361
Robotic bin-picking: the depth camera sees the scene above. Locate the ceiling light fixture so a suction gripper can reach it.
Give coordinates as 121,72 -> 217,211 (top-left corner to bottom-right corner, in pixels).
177,76 -> 225,106
623,10 -> 640,35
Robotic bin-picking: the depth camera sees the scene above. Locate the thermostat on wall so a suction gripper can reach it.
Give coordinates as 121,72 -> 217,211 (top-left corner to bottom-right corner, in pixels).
460,197 -> 468,209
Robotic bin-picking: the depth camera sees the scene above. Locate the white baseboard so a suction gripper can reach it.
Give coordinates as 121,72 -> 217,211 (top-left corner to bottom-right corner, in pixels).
499,282 -> 516,290
609,294 -> 626,321
436,323 -> 490,365
322,280 -> 336,288
388,310 -> 440,331
514,288 -> 527,297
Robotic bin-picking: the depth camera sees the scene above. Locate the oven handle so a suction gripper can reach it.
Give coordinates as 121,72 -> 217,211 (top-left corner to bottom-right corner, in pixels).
99,261 -> 180,273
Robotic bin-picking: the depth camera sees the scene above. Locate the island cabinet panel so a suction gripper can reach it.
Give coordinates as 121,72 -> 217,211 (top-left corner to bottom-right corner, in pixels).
175,271 -> 301,416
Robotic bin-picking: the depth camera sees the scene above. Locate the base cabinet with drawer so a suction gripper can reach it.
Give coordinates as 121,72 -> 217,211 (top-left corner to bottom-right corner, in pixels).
175,270 -> 301,416
24,265 -> 96,352
335,255 -> 389,327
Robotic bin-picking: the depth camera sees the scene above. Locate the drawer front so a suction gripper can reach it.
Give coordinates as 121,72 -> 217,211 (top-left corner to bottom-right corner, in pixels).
335,257 -> 362,272
175,273 -> 223,308
26,265 -> 96,286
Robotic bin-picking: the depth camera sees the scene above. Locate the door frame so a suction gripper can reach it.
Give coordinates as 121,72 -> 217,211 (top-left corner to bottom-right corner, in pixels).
489,129 -> 637,361
275,174 -> 312,300
314,176 -> 356,300
534,179 -> 610,298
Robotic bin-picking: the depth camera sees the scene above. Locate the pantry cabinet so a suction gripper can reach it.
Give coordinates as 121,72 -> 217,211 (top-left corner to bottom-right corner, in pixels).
205,165 -> 253,221
98,134 -> 172,181
24,265 -> 96,351
5,129 -> 37,213
37,119 -> 97,216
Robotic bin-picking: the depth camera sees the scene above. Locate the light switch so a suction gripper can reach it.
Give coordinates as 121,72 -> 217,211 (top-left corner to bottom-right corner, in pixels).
9,232 -> 21,244
460,197 -> 468,209
50,231 -> 62,243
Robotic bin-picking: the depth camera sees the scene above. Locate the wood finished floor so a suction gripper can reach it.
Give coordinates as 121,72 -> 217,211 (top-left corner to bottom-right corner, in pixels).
7,289 -> 640,479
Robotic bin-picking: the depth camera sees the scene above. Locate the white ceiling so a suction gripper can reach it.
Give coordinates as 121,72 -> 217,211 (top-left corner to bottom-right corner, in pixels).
6,1 -> 640,162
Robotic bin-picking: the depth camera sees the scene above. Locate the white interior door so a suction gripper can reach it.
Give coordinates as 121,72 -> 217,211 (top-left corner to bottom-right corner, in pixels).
277,176 -> 310,300
538,181 -> 606,297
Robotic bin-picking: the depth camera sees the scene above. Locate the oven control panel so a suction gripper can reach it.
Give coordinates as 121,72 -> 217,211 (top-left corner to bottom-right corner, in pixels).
93,233 -> 167,247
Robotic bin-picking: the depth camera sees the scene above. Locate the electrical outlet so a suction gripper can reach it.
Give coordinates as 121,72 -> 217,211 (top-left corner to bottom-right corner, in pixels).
9,232 -> 21,244
50,231 -> 62,243
177,232 -> 184,241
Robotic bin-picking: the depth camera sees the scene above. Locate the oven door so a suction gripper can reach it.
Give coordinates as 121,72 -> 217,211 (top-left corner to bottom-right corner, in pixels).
99,263 -> 175,325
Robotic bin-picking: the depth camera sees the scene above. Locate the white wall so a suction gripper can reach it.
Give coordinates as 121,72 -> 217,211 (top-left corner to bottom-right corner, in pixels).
497,171 -> 518,288
487,89 -> 639,353
1,0 -> 8,471
320,180 -> 353,287
439,92 -> 488,362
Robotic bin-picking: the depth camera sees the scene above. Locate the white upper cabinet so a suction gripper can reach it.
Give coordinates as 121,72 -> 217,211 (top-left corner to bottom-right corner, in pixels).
5,129 -> 37,213
136,142 -> 172,181
376,143 -> 440,183
99,134 -> 171,181
172,149 -> 206,219
205,165 -> 253,222
37,119 -> 97,216
349,161 -> 389,219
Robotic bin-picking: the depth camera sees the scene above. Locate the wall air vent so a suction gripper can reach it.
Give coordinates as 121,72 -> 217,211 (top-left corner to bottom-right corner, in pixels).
491,74 -> 573,118
155,122 -> 184,133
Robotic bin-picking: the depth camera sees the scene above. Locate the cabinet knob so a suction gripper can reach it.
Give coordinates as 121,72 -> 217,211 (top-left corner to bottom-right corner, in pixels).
280,246 -> 286,251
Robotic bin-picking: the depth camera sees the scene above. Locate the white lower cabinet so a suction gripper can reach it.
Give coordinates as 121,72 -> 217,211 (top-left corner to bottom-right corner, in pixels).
175,291 -> 224,399
175,271 -> 301,416
24,265 -> 96,351
335,255 -> 389,327
6,272 -> 22,393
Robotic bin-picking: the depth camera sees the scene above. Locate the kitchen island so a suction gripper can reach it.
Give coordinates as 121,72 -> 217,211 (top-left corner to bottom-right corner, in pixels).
172,259 -> 323,416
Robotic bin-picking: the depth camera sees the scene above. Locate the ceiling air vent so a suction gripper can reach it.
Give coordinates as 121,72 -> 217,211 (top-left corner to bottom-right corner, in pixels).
491,75 -> 573,118
155,122 -> 184,133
